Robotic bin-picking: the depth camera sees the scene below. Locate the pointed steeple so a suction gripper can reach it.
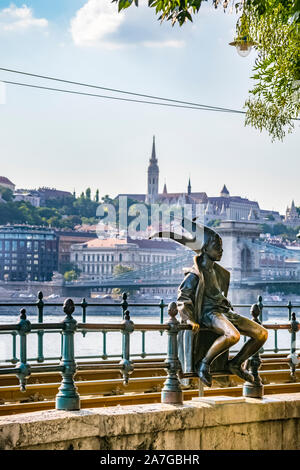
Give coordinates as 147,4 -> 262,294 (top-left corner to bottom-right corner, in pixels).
163,179 -> 167,195
150,135 -> 157,164
220,203 -> 226,216
248,207 -> 256,221
220,184 -> 230,197
146,135 -> 159,204
187,177 -> 191,196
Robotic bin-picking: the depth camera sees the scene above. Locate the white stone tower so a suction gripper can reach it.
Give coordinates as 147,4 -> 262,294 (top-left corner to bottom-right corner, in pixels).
146,136 -> 159,204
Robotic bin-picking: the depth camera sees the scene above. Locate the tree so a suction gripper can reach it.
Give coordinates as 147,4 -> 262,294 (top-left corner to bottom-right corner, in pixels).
64,270 -> 79,281
114,0 -> 300,141
113,264 -> 134,276
0,187 -> 14,202
85,187 -> 91,200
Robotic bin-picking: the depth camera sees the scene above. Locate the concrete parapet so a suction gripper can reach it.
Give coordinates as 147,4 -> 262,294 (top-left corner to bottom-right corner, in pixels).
0,393 -> 300,450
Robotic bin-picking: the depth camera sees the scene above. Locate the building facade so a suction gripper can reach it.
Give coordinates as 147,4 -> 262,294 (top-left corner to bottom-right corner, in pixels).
284,200 -> 300,227
55,229 -> 97,269
0,225 -> 58,282
13,191 -> 41,207
70,236 -> 184,281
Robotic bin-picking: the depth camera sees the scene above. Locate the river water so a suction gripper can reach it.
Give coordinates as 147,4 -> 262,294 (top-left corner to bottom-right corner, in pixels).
0,304 -> 299,364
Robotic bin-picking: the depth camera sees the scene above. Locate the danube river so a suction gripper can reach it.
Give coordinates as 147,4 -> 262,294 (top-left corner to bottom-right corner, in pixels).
0,303 -> 299,364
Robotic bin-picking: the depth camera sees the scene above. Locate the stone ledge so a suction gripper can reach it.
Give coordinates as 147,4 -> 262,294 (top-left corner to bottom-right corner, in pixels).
0,393 -> 300,450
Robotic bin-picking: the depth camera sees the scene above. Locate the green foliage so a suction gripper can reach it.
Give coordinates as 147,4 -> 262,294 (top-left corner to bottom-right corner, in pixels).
113,264 -> 134,276
0,187 -> 14,202
207,218 -> 221,227
240,1 -> 300,141
260,222 -> 300,239
0,189 -> 104,228
114,0 -> 300,140
64,270 -> 79,281
59,262 -> 81,276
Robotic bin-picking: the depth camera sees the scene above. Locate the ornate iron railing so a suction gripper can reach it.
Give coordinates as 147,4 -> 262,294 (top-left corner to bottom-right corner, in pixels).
0,295 -> 299,410
0,292 -> 299,364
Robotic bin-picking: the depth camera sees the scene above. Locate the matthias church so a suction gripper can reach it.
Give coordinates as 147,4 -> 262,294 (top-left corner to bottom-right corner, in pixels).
117,137 -> 294,226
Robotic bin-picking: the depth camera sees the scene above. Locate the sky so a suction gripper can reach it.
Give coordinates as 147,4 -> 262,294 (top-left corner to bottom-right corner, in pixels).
0,0 -> 299,215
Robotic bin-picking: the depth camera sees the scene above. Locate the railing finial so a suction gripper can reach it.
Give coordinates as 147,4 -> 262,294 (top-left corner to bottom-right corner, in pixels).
20,308 -> 27,320
63,298 -> 75,317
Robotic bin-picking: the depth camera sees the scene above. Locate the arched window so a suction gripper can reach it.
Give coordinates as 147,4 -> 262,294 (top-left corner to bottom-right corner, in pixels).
241,247 -> 252,275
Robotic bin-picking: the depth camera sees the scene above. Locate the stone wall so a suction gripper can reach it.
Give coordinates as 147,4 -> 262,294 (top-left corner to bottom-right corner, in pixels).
1,393 -> 300,450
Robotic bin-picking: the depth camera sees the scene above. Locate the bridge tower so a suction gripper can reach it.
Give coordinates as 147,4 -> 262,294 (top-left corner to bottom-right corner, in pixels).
216,220 -> 261,283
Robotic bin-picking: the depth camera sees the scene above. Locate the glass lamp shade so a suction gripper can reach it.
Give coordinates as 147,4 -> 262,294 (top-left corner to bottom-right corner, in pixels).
229,38 -> 255,58
236,42 -> 252,57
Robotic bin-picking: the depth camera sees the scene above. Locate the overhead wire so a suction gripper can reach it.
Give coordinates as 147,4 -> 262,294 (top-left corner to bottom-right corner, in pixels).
0,66 -> 244,114
1,79 -> 245,114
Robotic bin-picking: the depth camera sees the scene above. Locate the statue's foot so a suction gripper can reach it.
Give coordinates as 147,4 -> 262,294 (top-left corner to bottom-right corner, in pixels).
198,361 -> 212,387
228,361 -> 255,384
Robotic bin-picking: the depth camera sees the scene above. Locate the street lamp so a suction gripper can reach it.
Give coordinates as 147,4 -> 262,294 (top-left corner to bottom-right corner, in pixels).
229,36 -> 256,58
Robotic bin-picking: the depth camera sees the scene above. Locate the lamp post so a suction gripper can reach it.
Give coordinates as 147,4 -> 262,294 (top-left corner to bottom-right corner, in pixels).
229,36 -> 256,58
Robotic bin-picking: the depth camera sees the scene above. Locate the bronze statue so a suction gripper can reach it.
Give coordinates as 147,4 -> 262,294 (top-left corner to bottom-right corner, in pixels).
150,219 -> 268,387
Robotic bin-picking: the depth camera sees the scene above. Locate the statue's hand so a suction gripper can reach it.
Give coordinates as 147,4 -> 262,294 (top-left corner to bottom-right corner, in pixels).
191,322 -> 201,333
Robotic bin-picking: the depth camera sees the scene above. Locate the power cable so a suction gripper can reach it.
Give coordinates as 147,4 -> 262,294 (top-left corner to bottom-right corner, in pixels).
0,66 -> 244,114
1,79 -> 245,114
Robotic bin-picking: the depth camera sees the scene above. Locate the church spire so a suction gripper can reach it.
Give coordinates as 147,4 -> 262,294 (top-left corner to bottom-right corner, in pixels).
146,135 -> 159,204
150,135 -> 157,164
187,177 -> 191,196
163,179 -> 167,195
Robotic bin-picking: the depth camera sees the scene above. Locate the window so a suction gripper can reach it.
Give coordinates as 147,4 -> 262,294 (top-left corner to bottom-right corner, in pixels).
4,241 -> 10,251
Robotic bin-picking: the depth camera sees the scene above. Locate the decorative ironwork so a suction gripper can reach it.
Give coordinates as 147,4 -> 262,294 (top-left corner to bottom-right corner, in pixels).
0,293 -> 299,411
161,302 -> 183,405
55,299 -> 80,411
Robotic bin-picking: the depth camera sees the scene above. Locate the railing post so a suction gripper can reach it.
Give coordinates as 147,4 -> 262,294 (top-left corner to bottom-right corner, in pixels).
161,302 -> 183,405
56,298 -> 80,411
288,312 -> 299,382
243,303 -> 264,399
159,298 -> 165,336
36,291 -> 44,363
102,331 -> 108,360
141,331 -> 146,358
11,331 -> 18,364
16,308 -> 31,392
287,301 -> 293,321
81,298 -> 88,338
119,310 -> 134,385
121,292 -> 128,319
257,295 -> 263,324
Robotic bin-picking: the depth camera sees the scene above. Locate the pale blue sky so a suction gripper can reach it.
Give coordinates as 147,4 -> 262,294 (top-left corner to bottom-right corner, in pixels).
0,0 -> 299,214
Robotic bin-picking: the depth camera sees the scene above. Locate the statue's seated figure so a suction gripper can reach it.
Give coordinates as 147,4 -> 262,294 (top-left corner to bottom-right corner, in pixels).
151,220 -> 268,387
